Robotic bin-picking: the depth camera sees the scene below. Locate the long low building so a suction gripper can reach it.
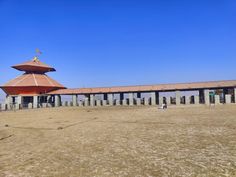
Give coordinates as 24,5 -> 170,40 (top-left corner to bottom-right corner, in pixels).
1,58 -> 236,110
47,80 -> 236,108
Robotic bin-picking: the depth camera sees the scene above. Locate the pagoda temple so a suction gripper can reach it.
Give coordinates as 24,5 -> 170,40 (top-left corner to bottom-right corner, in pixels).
1,57 -> 66,108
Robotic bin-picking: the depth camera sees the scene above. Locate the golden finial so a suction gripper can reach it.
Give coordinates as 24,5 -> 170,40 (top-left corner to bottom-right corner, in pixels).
32,48 -> 42,62
33,56 -> 39,62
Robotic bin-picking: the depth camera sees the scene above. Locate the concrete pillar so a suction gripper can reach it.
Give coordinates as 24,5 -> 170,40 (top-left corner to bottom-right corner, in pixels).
33,96 -> 38,109
72,95 -> 78,107
17,96 -> 22,105
5,96 -> 13,110
15,96 -> 22,110
84,98 -> 89,107
1,104 -> 6,111
108,94 -> 114,106
55,95 -> 61,107
15,104 -> 20,110
166,97 -> 171,105
102,100 -> 107,106
96,100 -> 102,106
225,94 -> 231,104
47,103 -> 53,108
122,99 -> 127,106
204,89 -> 210,105
78,101 -> 83,107
62,102 -> 66,107
42,103 -> 47,108
28,103 -> 33,109
68,101 -> 73,106
159,96 -> 163,105
150,92 -> 156,105
144,97 -> 149,106
175,91 -> 181,105
128,93 -> 134,106
89,94 -> 95,106
136,98 -> 141,106
115,99 -> 120,106
215,95 -> 220,105
185,96 -> 190,105
194,95 -> 199,105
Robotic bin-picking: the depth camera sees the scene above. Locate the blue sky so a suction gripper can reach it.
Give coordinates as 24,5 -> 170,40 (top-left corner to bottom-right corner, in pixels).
0,0 -> 235,97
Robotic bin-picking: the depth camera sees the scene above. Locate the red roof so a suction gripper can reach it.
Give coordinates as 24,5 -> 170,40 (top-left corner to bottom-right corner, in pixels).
48,80 -> 236,95
1,73 -> 66,95
3,73 -> 64,87
12,59 -> 56,73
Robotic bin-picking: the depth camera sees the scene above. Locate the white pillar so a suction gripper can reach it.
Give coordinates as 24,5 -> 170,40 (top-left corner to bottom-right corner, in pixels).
16,96 -> 22,110
166,97 -> 171,105
128,93 -> 134,106
204,89 -> 210,105
72,95 -> 78,107
90,94 -> 95,107
150,92 -> 156,105
159,96 -> 163,105
215,95 -> 220,105
144,97 -> 149,106
5,96 -> 13,110
194,95 -> 199,105
108,94 -> 113,106
17,96 -> 22,105
122,99 -> 127,106
185,96 -> 190,105
84,98 -> 89,107
55,95 -> 61,107
1,104 -> 6,111
42,103 -> 47,108
78,100 -> 83,107
136,98 -> 141,106
102,100 -> 107,106
28,103 -> 33,109
175,91 -> 181,105
33,96 -> 38,109
115,99 -> 120,106
225,94 -> 231,104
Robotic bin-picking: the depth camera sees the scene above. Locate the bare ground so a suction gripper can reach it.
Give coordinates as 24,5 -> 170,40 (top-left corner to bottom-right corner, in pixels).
0,105 -> 236,177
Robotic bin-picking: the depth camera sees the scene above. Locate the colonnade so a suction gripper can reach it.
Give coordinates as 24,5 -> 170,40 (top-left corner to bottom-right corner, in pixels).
1,88 -> 236,111
53,88 -> 236,108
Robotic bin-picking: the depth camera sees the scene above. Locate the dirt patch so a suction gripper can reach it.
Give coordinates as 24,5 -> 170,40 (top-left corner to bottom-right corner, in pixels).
0,105 -> 236,177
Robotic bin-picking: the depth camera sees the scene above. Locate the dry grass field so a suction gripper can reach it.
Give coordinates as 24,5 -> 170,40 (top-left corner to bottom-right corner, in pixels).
0,105 -> 236,177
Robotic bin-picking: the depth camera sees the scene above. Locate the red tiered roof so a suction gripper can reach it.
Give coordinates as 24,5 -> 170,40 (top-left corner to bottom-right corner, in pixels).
12,58 -> 56,73
1,58 -> 65,95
